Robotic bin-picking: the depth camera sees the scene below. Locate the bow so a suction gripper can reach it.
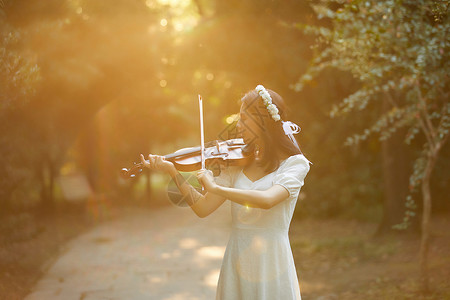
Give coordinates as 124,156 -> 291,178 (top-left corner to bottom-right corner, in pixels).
282,120 -> 301,150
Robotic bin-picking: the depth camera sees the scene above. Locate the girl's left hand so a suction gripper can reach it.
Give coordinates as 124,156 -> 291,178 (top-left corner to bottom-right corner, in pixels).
197,169 -> 218,192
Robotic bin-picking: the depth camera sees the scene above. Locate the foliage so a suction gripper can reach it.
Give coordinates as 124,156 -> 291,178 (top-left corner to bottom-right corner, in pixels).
0,11 -> 41,209
293,0 -> 450,228
0,25 -> 39,112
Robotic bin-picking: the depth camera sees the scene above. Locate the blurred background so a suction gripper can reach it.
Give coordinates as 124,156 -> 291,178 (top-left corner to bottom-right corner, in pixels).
1,0 -> 449,299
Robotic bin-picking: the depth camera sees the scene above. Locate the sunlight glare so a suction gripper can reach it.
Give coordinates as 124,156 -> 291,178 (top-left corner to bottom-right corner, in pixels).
145,0 -> 155,8
197,246 -> 225,259
147,275 -> 164,283
174,22 -> 184,31
179,238 -> 199,249
226,114 -> 239,124
157,0 -> 190,7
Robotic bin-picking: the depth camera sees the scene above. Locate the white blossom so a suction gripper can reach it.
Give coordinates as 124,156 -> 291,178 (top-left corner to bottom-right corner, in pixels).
255,85 -> 265,92
255,84 -> 281,122
267,104 -> 279,115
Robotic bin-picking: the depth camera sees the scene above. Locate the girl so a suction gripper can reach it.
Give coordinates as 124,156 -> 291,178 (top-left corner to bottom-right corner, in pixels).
140,85 -> 311,300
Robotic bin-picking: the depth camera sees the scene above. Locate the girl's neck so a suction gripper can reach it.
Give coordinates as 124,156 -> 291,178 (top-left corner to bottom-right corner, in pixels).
257,145 -> 290,162
248,146 -> 290,172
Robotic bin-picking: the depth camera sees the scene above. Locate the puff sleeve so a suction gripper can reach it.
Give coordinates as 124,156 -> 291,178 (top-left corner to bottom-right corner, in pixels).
214,165 -> 241,188
273,154 -> 311,199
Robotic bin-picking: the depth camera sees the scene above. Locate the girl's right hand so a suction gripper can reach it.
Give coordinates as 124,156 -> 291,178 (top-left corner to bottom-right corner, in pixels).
140,154 -> 175,173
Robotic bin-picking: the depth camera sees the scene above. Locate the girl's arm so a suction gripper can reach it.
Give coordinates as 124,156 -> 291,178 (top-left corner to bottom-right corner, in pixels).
212,184 -> 289,209
197,169 -> 290,209
140,154 -> 227,218
167,166 -> 227,218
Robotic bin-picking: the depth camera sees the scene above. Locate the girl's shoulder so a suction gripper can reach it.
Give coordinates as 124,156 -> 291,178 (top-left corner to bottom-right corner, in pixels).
274,154 -> 312,178
281,154 -> 312,168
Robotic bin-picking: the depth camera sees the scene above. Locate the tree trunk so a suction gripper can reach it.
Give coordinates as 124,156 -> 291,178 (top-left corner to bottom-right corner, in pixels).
376,99 -> 417,235
78,120 -> 100,192
39,159 -> 55,211
420,151 -> 437,292
48,163 -> 55,205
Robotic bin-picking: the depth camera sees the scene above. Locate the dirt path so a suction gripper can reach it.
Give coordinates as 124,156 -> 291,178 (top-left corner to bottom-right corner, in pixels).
25,203 -> 232,300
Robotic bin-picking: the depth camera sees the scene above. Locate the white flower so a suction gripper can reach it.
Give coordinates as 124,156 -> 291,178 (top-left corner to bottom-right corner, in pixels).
261,91 -> 271,101
255,85 -> 265,93
262,98 -> 272,106
259,90 -> 272,106
255,84 -> 281,122
267,104 -> 279,115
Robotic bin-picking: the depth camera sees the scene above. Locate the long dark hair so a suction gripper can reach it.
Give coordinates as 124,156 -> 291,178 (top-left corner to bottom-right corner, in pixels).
241,88 -> 302,173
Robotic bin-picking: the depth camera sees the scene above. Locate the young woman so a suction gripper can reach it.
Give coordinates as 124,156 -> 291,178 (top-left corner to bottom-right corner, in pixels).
140,85 -> 311,300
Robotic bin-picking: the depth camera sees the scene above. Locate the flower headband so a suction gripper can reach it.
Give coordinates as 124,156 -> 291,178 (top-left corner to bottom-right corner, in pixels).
255,84 -> 302,151
255,84 -> 281,121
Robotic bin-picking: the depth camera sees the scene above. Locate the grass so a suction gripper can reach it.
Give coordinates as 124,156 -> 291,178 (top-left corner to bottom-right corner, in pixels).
290,214 -> 450,299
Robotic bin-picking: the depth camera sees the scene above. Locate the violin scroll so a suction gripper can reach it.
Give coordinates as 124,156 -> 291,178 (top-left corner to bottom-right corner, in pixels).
120,162 -> 145,179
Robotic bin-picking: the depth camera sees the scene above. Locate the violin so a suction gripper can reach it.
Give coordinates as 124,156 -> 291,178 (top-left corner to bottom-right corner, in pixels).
120,138 -> 254,179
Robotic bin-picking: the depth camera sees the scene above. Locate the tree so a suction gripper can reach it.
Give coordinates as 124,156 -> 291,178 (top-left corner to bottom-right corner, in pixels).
3,0 -> 186,205
292,0 -> 449,292
0,6 -> 40,210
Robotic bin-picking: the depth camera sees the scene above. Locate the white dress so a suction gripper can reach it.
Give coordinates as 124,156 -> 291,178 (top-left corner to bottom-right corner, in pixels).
214,154 -> 311,300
